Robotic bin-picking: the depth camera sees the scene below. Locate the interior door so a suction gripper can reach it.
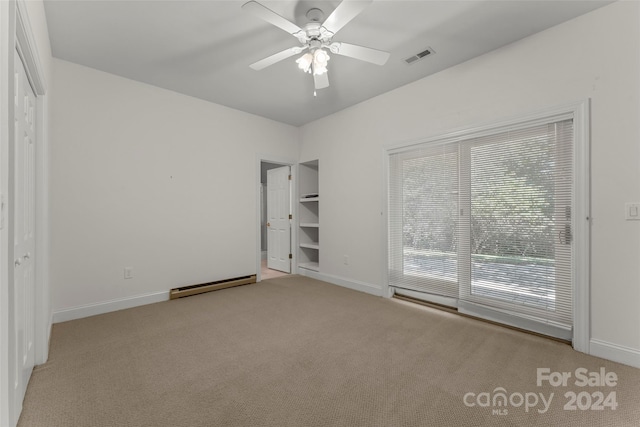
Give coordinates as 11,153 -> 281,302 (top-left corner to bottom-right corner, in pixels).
13,50 -> 36,411
266,166 -> 291,273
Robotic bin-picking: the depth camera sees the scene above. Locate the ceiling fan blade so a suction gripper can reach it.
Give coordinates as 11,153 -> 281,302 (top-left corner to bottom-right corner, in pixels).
242,1 -> 304,36
314,72 -> 329,90
331,42 -> 390,66
322,0 -> 373,36
250,47 -> 302,71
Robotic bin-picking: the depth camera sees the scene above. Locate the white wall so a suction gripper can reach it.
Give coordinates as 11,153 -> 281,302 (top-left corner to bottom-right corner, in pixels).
50,59 -> 299,313
300,1 -> 640,360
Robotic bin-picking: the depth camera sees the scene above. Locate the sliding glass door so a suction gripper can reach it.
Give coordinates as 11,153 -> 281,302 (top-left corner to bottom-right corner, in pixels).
388,115 -> 575,339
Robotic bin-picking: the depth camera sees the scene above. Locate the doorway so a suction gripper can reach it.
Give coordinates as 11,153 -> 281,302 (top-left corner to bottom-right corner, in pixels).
258,160 -> 294,281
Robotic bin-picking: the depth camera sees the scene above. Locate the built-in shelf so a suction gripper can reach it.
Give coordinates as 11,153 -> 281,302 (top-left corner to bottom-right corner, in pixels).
298,160 -> 319,273
298,262 -> 319,272
300,223 -> 319,228
300,243 -> 319,250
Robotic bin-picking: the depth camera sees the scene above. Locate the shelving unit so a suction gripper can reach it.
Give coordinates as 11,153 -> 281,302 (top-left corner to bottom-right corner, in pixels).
299,242 -> 319,250
298,160 -> 319,272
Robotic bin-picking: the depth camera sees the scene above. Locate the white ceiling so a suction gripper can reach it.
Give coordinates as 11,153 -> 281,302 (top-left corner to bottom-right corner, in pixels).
43,0 -> 612,126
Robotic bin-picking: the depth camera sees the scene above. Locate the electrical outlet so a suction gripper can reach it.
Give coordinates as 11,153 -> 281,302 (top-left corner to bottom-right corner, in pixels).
343,255 -> 349,265
124,267 -> 133,279
625,203 -> 640,220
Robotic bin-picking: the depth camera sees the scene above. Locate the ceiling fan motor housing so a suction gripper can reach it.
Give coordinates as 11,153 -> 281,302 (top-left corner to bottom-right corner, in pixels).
309,39 -> 322,49
300,23 -> 335,47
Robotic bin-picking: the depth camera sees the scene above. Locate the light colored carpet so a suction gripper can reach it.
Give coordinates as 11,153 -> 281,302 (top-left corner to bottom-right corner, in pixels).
18,275 -> 640,426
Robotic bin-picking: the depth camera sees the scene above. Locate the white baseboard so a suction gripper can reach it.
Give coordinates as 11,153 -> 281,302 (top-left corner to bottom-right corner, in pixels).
298,269 -> 383,297
52,291 -> 170,323
590,338 -> 640,368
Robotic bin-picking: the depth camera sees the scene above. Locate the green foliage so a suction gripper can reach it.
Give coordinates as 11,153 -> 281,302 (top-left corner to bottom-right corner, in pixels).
402,151 -> 458,254
470,136 -> 555,259
402,134 -> 564,262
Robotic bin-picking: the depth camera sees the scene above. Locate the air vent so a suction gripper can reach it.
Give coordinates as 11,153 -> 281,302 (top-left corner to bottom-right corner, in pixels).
405,47 -> 434,65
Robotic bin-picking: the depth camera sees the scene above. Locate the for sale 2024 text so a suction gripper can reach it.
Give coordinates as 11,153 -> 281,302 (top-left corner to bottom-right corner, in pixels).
537,367 -> 618,411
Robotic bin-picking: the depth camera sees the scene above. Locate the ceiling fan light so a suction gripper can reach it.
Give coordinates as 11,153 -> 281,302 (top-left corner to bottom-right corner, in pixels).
296,52 -> 313,73
314,49 -> 329,65
312,48 -> 330,75
313,64 -> 328,76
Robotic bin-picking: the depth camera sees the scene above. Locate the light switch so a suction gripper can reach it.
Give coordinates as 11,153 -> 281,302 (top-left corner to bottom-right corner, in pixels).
625,203 -> 640,220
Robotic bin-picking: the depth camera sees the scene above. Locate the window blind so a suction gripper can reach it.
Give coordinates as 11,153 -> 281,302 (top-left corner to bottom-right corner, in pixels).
388,117 -> 574,336
389,144 -> 459,298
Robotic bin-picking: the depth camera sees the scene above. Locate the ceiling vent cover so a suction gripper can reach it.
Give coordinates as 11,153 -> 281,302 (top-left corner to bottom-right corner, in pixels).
405,47 -> 434,65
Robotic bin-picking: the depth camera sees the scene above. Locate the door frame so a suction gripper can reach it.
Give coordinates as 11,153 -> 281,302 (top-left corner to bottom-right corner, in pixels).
1,1 -> 50,425
255,154 -> 296,282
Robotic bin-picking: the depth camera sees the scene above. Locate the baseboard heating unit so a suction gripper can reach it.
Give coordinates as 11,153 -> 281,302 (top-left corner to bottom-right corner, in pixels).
170,275 -> 257,300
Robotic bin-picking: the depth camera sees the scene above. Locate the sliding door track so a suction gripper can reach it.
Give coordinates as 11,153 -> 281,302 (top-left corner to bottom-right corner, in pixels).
392,294 -> 571,345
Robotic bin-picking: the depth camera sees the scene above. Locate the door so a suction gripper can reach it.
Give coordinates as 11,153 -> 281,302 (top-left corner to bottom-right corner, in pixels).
13,50 -> 36,410
389,117 -> 577,339
266,166 -> 291,273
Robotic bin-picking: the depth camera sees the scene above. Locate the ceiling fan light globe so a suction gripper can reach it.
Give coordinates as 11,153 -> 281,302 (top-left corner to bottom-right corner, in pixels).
296,52 -> 313,73
312,48 -> 330,74
314,49 -> 329,63
313,64 -> 328,76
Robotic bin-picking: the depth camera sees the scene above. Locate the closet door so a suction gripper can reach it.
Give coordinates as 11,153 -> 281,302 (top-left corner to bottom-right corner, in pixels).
13,48 -> 37,415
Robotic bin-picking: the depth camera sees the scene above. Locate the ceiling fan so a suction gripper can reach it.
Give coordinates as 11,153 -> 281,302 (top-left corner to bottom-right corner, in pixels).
242,0 -> 390,92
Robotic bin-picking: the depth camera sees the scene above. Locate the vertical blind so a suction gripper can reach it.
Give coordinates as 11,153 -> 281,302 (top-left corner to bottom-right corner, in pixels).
388,117 -> 574,333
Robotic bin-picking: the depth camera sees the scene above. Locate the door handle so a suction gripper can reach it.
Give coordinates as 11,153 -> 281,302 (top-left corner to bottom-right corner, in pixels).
558,224 -> 572,245
267,222 -> 270,227
14,258 -> 21,267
